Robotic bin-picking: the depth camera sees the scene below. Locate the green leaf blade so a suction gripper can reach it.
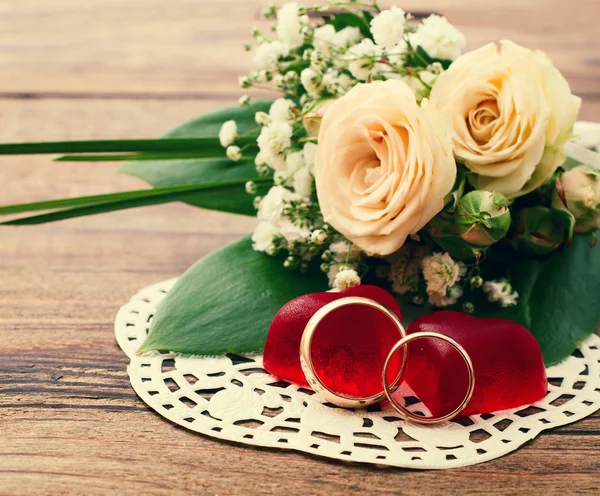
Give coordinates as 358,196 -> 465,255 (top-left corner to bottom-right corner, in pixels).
138,236 -> 328,356
120,101 -> 272,216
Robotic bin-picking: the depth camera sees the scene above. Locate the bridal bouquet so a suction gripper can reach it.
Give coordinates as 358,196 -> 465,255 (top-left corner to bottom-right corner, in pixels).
1,2 -> 599,366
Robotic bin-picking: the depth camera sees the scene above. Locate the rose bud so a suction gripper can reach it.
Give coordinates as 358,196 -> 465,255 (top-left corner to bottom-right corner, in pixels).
511,206 -> 574,256
302,99 -> 335,138
552,165 -> 600,233
455,190 -> 511,247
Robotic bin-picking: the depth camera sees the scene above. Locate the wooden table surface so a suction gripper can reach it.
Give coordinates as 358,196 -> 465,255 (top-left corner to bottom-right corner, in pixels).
0,1 -> 598,494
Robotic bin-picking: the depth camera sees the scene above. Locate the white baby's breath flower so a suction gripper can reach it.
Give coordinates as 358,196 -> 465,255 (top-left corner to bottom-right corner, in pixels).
218,120 -> 238,147
255,111 -> 271,126
276,3 -> 305,48
278,219 -> 311,243
303,142 -> 318,173
238,95 -> 250,106
253,41 -> 289,71
245,181 -> 257,194
483,280 -> 519,308
346,39 -> 383,81
301,67 -> 322,96
410,15 -> 466,61
293,167 -> 313,199
313,24 -> 337,57
226,145 -> 242,161
257,121 -> 293,170
257,185 -> 295,222
269,98 -> 295,123
370,6 -> 406,49
333,269 -> 361,290
252,221 -> 279,252
334,27 -> 362,49
311,229 -> 327,245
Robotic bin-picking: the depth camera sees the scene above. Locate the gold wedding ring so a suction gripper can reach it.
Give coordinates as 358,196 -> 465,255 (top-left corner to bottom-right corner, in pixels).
299,296 -> 407,408
382,331 -> 475,424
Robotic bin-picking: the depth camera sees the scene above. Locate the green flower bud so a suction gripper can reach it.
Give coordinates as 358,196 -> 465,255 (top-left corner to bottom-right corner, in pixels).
470,276 -> 483,288
284,256 -> 299,270
551,165 -> 600,233
511,206 -> 574,256
412,295 -> 425,305
462,302 -> 475,314
456,191 -> 511,247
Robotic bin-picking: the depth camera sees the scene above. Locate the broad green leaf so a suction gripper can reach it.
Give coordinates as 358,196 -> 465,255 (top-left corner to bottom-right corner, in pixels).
472,234 -> 600,365
120,101 -> 272,216
1,178 -> 269,224
138,236 -> 329,356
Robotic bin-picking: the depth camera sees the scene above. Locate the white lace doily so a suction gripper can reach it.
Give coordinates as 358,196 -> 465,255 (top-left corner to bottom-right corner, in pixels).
115,278 -> 600,469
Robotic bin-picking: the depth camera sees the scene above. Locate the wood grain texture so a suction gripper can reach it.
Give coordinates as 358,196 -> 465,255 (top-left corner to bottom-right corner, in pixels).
0,1 -> 598,495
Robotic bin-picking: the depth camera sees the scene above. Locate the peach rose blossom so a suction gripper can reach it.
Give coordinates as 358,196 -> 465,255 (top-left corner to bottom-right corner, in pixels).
315,80 -> 456,255
430,41 -> 581,199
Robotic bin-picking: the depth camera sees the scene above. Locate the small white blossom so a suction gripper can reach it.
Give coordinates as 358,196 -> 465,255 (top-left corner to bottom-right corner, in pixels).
334,269 -> 361,290
293,166 -> 313,199
245,181 -> 257,194
311,229 -> 327,245
410,15 -> 466,61
313,25 -> 337,57
279,219 -> 311,243
226,145 -> 242,161
422,252 -> 466,306
252,221 -> 279,252
218,120 -> 238,147
483,280 -> 519,308
269,98 -> 295,123
346,39 -> 383,81
253,41 -> 289,71
238,95 -> 250,106
301,67 -> 322,96
334,27 -> 362,49
387,40 -> 409,66
429,284 -> 463,307
303,142 -> 318,172
370,7 -> 406,49
276,3 -> 305,48
255,111 -> 271,126
257,185 -> 299,222
238,75 -> 250,88
257,121 -> 293,170
422,252 -> 462,296
255,151 -> 266,167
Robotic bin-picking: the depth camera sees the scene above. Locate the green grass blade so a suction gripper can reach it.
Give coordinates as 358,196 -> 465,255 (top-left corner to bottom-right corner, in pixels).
0,178 -> 267,220
0,137 -> 255,156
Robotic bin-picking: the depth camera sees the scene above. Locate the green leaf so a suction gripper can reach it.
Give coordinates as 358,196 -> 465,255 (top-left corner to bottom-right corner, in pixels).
473,234 -> 600,365
0,137 -> 250,155
138,236 -> 329,355
325,12 -> 373,39
120,101 -> 272,216
1,178 -> 268,224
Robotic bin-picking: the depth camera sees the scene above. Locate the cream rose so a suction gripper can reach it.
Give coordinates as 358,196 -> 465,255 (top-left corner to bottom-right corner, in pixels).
430,40 -> 581,199
314,80 -> 456,255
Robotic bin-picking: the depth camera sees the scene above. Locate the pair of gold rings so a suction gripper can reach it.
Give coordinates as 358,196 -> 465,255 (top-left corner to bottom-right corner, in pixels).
299,296 -> 475,424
